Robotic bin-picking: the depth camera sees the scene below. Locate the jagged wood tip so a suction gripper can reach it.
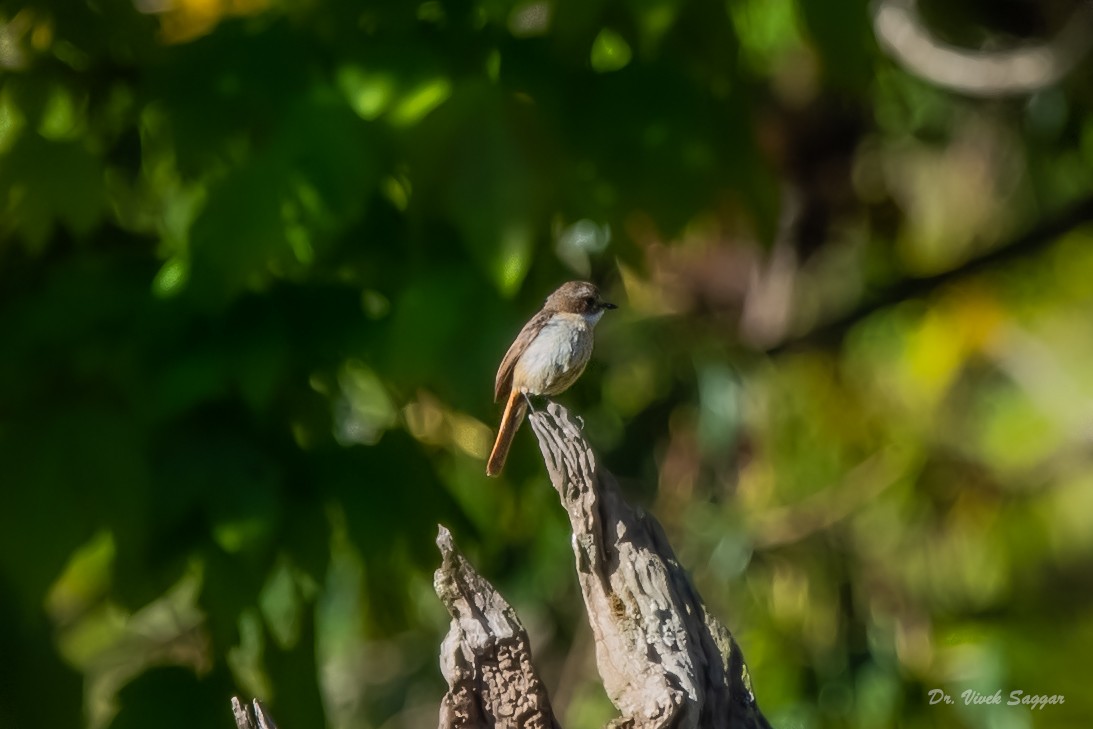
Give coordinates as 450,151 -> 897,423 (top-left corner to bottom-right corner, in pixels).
231,697 -> 279,729
527,402 -> 770,729
434,525 -> 560,729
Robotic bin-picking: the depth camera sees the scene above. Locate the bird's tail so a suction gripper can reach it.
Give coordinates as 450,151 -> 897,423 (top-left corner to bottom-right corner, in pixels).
486,390 -> 527,477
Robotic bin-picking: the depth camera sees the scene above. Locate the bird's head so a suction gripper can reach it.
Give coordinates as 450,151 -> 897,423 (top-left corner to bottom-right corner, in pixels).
546,281 -> 617,321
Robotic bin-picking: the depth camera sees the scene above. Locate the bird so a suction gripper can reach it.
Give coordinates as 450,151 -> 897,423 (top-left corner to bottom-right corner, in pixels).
487,281 -> 616,476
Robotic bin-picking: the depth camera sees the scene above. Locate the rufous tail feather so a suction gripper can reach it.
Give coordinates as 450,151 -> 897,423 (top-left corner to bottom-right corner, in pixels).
486,389 -> 527,477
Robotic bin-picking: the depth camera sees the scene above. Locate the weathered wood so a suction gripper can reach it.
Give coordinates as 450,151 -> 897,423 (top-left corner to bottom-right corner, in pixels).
231,697 -> 279,729
434,526 -> 561,729
528,402 -> 770,729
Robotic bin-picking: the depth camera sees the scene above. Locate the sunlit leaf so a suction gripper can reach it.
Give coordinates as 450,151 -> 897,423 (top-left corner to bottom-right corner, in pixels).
591,28 -> 632,72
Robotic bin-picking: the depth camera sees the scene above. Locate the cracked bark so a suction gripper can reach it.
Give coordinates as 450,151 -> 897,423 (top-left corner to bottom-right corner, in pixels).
435,402 -> 770,729
434,525 -> 561,729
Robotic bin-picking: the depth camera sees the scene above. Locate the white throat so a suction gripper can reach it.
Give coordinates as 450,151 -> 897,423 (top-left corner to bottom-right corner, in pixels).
582,309 -> 605,327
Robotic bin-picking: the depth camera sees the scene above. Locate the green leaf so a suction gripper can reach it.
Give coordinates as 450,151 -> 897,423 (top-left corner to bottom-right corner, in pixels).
0,134 -> 106,249
591,29 -> 633,73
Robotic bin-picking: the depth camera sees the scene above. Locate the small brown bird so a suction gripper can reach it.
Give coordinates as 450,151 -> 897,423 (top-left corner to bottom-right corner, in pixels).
487,281 -> 616,476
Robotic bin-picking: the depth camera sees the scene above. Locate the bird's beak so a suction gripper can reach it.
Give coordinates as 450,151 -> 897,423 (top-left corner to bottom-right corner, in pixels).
601,301 -> 618,310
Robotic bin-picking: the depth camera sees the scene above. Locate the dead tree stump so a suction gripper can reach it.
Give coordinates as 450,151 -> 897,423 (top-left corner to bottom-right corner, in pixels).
434,525 -> 561,729
435,403 -> 770,729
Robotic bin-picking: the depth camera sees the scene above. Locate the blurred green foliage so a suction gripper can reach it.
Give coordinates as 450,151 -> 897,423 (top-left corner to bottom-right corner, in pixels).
1,0 -> 1092,727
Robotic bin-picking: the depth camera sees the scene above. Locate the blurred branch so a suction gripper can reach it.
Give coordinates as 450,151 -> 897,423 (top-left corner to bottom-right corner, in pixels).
434,526 -> 560,729
528,403 -> 771,729
739,188 -> 802,350
873,0 -> 1093,96
750,449 -> 909,549
770,195 -> 1093,353
982,324 -> 1093,484
231,697 -> 279,729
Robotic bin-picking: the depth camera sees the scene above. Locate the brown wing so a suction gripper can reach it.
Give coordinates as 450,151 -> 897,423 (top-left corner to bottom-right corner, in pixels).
494,309 -> 550,402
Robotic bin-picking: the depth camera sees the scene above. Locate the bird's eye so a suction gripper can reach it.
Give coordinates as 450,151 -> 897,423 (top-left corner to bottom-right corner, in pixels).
584,295 -> 596,306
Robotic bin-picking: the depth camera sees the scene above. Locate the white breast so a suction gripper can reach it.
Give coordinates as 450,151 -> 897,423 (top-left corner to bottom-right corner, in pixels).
514,313 -> 596,396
